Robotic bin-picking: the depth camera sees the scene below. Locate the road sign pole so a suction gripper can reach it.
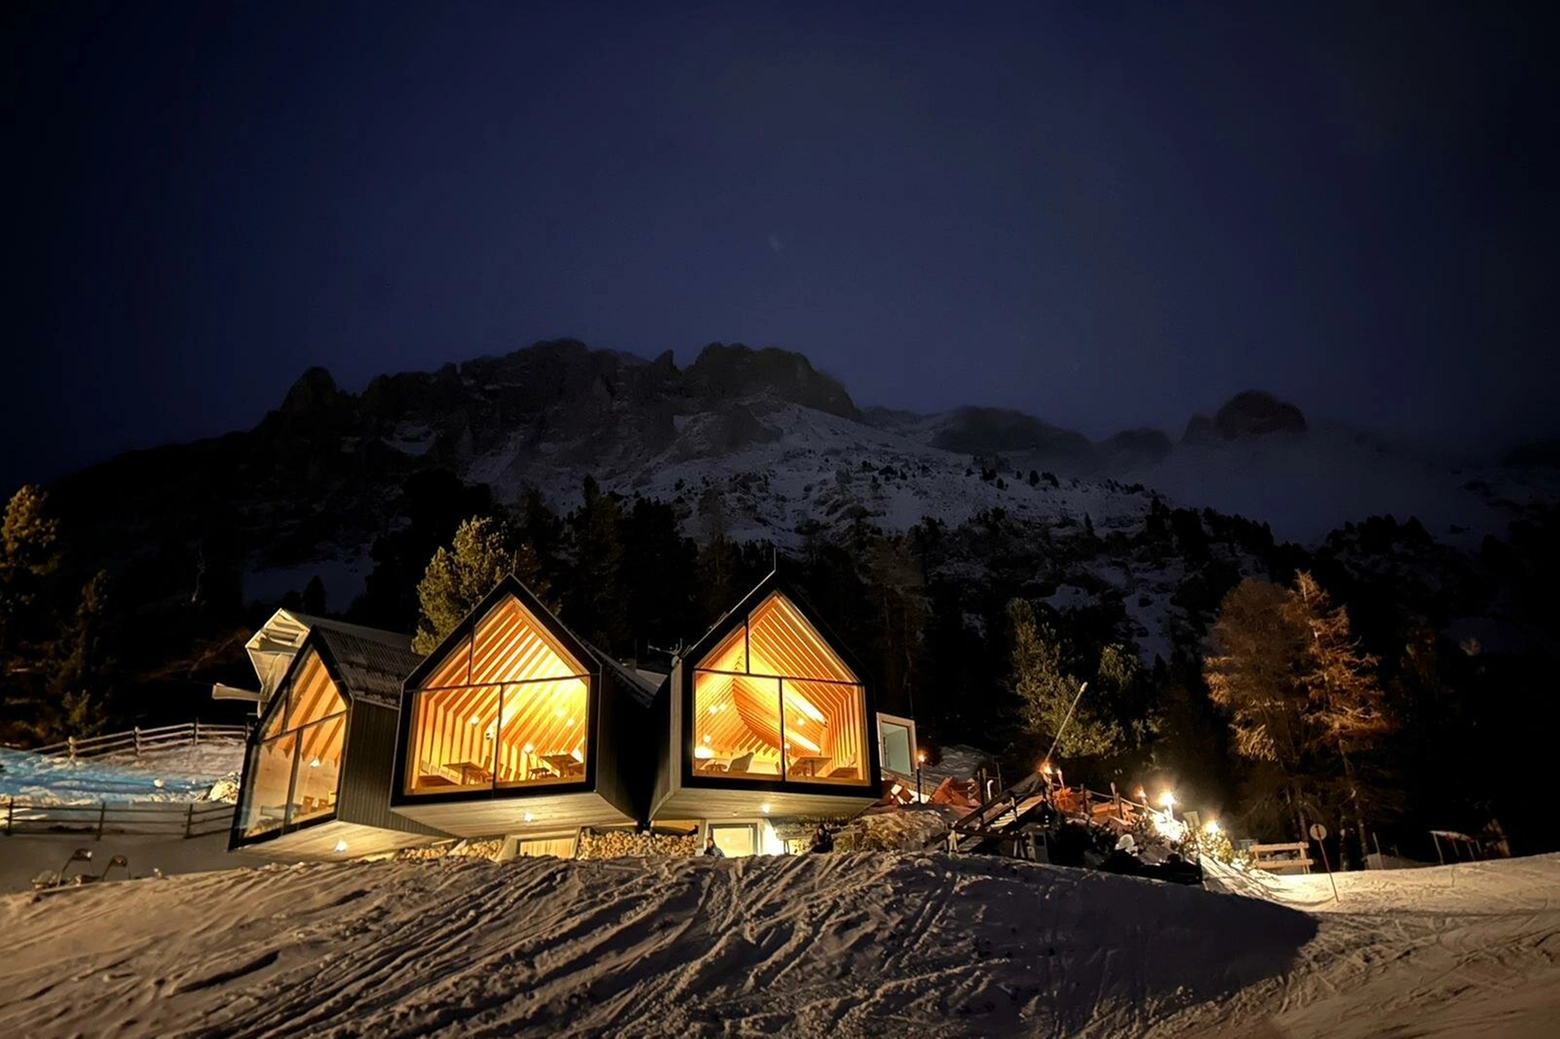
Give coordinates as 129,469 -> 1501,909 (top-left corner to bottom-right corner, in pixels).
1310,822 -> 1339,902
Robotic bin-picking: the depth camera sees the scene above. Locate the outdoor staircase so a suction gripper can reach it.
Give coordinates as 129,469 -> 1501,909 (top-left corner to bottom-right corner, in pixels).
940,772 -> 1055,853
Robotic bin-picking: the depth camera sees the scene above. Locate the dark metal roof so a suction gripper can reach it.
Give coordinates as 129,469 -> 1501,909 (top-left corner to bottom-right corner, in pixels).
310,620 -> 423,710
584,644 -> 664,708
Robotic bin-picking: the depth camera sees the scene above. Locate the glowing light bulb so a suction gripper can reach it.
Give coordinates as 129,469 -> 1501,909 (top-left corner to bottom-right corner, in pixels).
702,735 -> 712,744
760,804 -> 770,815
523,743 -> 534,754
1205,820 -> 1221,835
523,812 -> 534,823
310,757 -> 321,768
1159,791 -> 1176,810
333,840 -> 348,854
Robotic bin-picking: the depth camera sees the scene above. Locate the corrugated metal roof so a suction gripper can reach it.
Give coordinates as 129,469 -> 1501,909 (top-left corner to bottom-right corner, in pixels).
310,620 -> 423,710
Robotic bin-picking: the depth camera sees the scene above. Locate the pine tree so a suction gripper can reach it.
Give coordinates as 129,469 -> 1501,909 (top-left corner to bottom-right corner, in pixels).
1007,599 -> 1121,760
412,516 -> 517,654
563,476 -> 629,650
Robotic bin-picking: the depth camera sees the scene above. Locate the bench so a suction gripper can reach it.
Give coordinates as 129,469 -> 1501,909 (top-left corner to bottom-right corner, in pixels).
1251,841 -> 1313,875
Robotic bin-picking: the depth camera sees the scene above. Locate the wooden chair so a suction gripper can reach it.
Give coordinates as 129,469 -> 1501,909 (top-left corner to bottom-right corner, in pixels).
726,752 -> 755,775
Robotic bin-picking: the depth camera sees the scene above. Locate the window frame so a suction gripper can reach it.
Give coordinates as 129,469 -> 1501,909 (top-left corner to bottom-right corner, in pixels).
681,583 -> 880,796
234,640 -> 351,845
392,580 -> 603,806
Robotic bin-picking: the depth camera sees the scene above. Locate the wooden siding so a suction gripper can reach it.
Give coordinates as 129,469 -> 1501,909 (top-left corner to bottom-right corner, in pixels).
392,789 -> 635,838
238,819 -> 439,862
652,786 -> 875,823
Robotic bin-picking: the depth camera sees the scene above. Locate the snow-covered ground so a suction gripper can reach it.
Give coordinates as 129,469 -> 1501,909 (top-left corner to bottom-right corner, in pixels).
1,850 -> 1555,1038
0,742 -> 245,805
1174,856 -> 1560,1038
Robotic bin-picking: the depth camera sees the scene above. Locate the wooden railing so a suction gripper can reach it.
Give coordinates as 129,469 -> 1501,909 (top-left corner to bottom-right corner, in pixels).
2,798 -> 235,839
31,721 -> 249,761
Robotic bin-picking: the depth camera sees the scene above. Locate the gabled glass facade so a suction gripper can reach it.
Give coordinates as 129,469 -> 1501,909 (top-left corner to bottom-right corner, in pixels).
237,647 -> 348,837
404,594 -> 592,794
690,592 -> 870,786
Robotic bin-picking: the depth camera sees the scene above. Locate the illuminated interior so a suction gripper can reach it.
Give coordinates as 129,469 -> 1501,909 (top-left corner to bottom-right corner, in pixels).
238,647 -> 348,837
405,594 -> 591,794
691,592 -> 870,786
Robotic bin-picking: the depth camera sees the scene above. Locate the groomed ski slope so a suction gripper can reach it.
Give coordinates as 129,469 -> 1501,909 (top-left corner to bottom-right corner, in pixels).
0,852 -> 1555,1039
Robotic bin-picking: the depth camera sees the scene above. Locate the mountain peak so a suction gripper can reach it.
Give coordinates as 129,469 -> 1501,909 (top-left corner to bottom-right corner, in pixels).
684,343 -> 858,419
279,366 -> 342,413
1184,390 -> 1307,443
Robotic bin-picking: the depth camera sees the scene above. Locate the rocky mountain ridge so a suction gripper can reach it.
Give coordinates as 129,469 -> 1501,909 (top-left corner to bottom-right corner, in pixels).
43,340 -> 1557,624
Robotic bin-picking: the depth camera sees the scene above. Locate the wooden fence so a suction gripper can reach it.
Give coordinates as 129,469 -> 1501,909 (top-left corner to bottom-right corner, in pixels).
2,797 -> 234,840
31,721 -> 249,761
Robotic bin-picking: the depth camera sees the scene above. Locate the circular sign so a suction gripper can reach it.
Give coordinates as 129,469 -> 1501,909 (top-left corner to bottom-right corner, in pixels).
1309,823 -> 1328,842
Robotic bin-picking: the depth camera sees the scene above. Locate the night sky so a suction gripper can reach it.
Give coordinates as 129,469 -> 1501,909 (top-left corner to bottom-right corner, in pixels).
5,1 -> 1556,491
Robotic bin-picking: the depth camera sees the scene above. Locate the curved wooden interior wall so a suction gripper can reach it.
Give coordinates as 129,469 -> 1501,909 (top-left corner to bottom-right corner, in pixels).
691,592 -> 868,782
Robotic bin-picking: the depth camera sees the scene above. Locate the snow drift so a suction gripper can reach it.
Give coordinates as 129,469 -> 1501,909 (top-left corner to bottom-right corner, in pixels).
0,852 -> 1313,1039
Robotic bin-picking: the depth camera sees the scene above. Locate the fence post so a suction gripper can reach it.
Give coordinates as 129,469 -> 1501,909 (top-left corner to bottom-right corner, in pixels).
194,719 -> 201,745
184,803 -> 195,839
4,797 -> 12,837
68,735 -> 76,761
134,726 -> 142,757
96,802 -> 106,841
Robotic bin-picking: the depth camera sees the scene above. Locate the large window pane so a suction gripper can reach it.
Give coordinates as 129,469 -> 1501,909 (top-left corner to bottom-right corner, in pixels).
689,592 -> 870,786
240,734 -> 298,837
408,684 -> 502,791
293,716 -> 346,823
406,593 -> 595,796
496,677 -> 590,786
287,652 -> 347,727
693,670 -> 781,779
784,679 -> 870,785
747,594 -> 856,681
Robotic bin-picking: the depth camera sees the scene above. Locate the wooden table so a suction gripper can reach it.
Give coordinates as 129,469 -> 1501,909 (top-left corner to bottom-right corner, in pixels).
450,761 -> 493,785
789,755 -> 832,778
542,753 -> 584,778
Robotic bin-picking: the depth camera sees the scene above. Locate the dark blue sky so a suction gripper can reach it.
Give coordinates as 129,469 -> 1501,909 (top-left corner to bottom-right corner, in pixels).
5,1 -> 1556,490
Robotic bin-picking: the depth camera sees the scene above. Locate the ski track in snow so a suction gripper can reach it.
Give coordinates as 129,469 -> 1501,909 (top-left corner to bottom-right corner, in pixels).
5,851 -> 1558,1039
0,853 -> 1314,1039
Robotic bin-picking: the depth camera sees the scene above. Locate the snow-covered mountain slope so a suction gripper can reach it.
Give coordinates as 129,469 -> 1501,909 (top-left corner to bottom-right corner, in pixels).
460,398 -> 1159,547
49,340 -> 1558,622
4,851 -> 1558,1039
